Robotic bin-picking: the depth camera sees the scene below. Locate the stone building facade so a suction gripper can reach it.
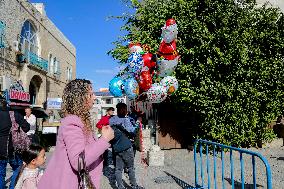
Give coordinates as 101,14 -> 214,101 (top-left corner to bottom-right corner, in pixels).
92,91 -> 127,126
0,0 -> 76,107
257,0 -> 284,12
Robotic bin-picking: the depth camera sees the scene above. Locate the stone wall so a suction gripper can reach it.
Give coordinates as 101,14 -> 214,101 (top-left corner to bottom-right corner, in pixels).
0,0 -> 76,105
256,0 -> 284,12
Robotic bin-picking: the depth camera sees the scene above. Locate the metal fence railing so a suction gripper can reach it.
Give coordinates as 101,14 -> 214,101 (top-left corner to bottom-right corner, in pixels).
25,51 -> 48,72
188,139 -> 272,189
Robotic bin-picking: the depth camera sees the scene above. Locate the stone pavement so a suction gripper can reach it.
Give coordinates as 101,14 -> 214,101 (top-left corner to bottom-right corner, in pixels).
100,149 -> 194,189
5,147 -> 193,189
6,139 -> 284,188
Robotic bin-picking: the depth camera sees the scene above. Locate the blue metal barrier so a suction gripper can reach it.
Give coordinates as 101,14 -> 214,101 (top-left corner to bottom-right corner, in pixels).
189,139 -> 272,189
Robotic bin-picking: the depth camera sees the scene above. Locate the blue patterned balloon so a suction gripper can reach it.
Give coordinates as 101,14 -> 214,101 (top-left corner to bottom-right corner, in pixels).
127,52 -> 143,77
109,77 -> 124,97
124,77 -> 139,100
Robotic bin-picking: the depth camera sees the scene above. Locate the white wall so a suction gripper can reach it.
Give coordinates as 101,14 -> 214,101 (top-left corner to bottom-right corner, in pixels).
257,0 -> 284,12
92,95 -> 127,124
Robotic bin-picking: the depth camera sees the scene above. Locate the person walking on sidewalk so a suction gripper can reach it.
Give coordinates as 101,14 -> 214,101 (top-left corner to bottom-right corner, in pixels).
109,103 -> 142,189
0,98 -> 30,189
38,79 -> 114,189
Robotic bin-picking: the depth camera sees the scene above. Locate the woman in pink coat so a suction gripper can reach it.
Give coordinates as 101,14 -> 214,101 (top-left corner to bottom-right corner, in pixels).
38,79 -> 114,189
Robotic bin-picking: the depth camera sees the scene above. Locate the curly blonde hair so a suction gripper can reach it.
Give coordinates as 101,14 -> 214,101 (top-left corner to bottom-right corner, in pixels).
62,79 -> 93,135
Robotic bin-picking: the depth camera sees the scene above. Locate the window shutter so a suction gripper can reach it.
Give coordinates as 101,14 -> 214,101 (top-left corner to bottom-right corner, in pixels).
53,57 -> 57,74
49,54 -> 53,73
70,67 -> 73,80
55,61 -> 58,74
57,61 -> 61,74
66,67 -> 68,81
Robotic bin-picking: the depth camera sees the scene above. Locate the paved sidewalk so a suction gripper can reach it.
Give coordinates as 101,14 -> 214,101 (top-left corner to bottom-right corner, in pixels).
100,149 -> 194,189
5,148 -> 193,189
5,139 -> 284,188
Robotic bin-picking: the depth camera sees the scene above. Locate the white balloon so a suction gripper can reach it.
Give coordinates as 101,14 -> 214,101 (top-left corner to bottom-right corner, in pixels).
158,56 -> 179,77
146,83 -> 168,103
161,24 -> 178,43
160,76 -> 179,94
129,45 -> 143,53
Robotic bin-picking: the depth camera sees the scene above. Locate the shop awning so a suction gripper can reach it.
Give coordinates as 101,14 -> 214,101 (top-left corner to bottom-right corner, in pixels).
9,106 -> 48,118
32,107 -> 49,118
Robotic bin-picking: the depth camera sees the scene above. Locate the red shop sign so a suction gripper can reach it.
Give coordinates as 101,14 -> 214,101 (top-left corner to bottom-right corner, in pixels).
9,89 -> 30,102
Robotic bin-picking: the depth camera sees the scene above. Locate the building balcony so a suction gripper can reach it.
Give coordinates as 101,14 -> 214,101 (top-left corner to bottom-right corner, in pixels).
25,51 -> 48,72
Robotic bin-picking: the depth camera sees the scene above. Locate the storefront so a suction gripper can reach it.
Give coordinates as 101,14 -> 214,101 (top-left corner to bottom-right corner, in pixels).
5,80 -> 31,108
42,98 -> 62,134
0,80 -> 48,129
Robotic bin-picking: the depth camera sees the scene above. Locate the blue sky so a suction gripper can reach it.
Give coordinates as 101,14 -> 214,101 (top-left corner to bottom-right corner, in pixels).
30,0 -> 129,91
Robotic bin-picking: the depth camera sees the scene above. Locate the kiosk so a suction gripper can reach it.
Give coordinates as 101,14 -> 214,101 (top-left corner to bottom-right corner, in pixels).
41,98 -> 62,145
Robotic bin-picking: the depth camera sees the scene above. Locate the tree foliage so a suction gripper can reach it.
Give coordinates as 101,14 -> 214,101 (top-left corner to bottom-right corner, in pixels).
109,0 -> 284,147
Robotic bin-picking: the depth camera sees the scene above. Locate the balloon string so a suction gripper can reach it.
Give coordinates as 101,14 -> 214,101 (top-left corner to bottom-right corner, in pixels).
136,91 -> 147,101
139,121 -> 144,163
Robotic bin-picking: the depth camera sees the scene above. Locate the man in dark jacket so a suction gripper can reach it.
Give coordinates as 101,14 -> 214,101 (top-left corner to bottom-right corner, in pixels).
0,98 -> 30,189
109,103 -> 141,189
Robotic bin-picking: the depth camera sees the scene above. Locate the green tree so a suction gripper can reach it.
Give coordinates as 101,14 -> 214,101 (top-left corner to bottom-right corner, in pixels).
109,0 -> 284,147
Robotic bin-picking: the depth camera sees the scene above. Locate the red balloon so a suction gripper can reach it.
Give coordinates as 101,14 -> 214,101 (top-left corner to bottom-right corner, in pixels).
158,40 -> 178,60
166,18 -> 176,27
139,71 -> 152,91
142,53 -> 156,69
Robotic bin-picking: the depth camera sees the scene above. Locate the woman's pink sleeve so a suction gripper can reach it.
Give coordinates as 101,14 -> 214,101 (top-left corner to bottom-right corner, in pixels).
62,125 -> 110,171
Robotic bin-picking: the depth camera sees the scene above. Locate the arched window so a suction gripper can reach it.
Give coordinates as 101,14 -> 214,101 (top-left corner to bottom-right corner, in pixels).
20,20 -> 38,55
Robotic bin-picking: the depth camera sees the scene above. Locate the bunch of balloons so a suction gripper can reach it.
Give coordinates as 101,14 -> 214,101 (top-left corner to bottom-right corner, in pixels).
109,18 -> 180,103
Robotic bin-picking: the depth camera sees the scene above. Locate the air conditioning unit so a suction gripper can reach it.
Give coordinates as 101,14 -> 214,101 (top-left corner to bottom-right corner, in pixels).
12,41 -> 19,52
0,75 -> 12,91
